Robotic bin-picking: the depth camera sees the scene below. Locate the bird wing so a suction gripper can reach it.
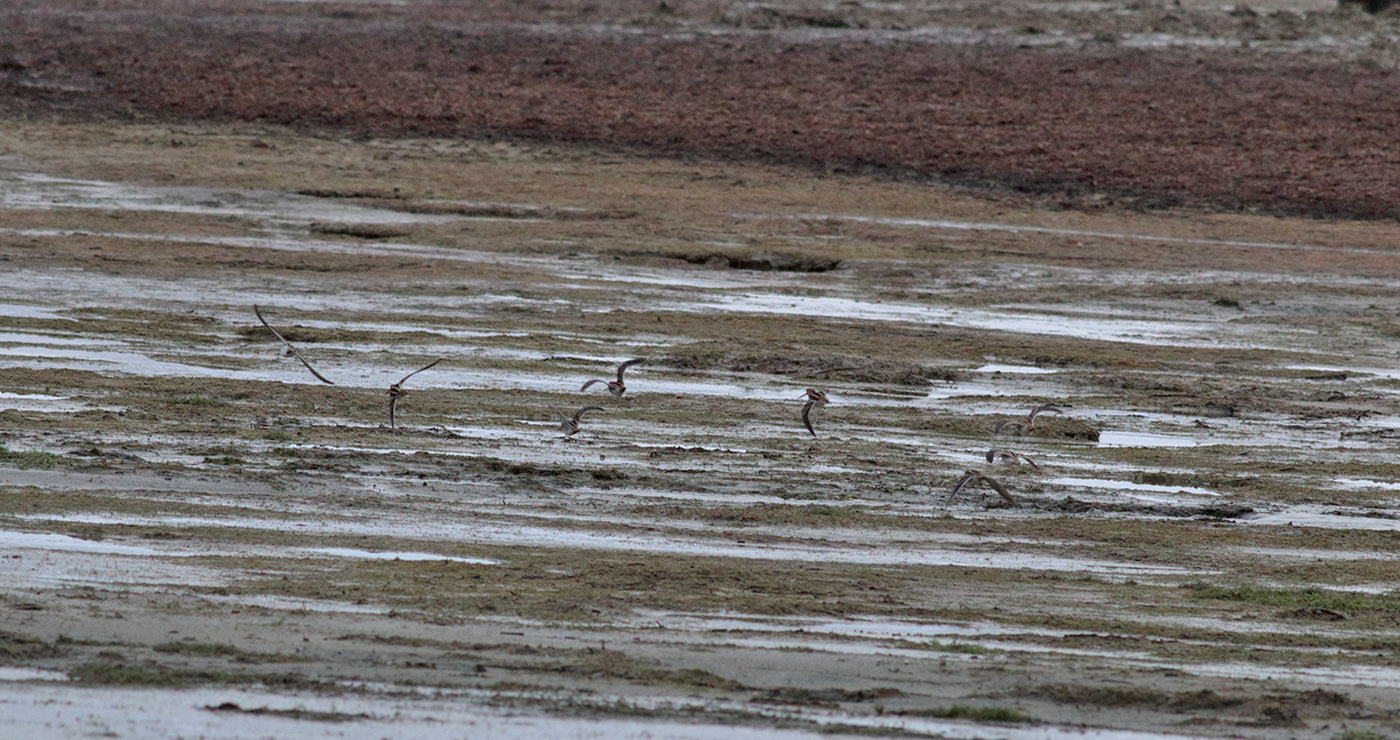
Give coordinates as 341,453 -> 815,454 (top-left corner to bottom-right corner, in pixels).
944,471 -> 977,507
982,476 -> 1018,506
395,358 -> 442,387
580,379 -> 606,391
616,358 -> 644,383
802,399 -> 818,436
389,396 -> 398,429
1029,405 -> 1063,422
574,406 -> 605,422
254,305 -> 335,385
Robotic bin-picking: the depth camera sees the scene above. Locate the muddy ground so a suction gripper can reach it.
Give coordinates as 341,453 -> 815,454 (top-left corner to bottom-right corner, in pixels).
4,1 -> 1400,739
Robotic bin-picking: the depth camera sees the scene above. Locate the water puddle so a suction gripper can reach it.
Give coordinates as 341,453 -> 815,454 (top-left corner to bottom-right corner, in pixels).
1244,506 -> 1400,532
301,547 -> 499,565
1097,430 -> 1201,448
1049,477 -> 1221,498
690,292 -> 1230,348
0,302 -> 74,321
624,610 -> 1071,642
0,530 -> 179,557
0,668 -> 69,682
1335,478 -> 1400,491
0,391 -> 104,414
15,512 -> 1207,578
199,593 -> 395,615
0,173 -> 459,227
973,363 -> 1059,374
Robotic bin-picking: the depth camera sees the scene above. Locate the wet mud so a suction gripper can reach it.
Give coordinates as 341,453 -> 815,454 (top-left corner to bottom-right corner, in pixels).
3,75 -> 1400,740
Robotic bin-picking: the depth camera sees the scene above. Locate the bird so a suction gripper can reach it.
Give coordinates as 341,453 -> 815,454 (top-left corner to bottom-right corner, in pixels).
557,406 -> 604,437
253,305 -> 335,385
993,404 -> 1063,434
388,359 -> 441,430
581,358 -> 644,397
799,388 -> 830,437
985,448 -> 1040,469
946,469 -> 1018,507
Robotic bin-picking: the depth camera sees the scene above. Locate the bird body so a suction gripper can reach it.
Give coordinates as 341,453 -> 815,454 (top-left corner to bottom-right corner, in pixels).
557,406 -> 604,436
799,388 -> 830,437
985,448 -> 1040,469
388,358 -> 442,430
582,358 -> 644,397
994,404 -> 1063,434
947,469 -> 1017,507
253,305 -> 335,385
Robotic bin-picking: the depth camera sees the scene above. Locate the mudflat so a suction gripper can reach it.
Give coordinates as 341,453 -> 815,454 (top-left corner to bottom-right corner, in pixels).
3,2 -> 1400,739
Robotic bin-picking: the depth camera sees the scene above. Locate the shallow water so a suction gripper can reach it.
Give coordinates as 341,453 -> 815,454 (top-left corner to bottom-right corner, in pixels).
14,511 -> 1206,578
0,173 -> 460,227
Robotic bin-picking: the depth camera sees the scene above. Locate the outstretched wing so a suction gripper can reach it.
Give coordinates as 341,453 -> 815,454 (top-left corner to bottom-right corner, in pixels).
254,305 -> 335,385
802,399 -> 819,437
616,358 -> 645,383
944,471 -> 977,508
992,419 -> 1022,434
573,406 -> 605,423
389,395 -> 399,429
395,358 -> 442,387
981,475 -> 1018,506
1028,405 -> 1063,423
580,379 -> 606,392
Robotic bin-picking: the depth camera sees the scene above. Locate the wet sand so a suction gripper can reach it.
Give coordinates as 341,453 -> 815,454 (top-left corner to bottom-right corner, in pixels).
4,1 -> 1400,736
2,119 -> 1400,738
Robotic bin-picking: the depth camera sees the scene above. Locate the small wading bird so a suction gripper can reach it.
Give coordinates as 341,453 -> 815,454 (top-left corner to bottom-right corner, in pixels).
993,404 -> 1063,435
799,388 -> 830,437
253,305 -> 335,385
557,406 -> 604,437
986,448 -> 1040,469
947,469 -> 1018,507
581,358 -> 645,397
388,359 -> 442,430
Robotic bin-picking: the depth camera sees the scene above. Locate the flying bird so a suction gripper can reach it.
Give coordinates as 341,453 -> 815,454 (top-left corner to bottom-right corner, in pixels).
799,388 -> 830,437
388,358 -> 442,430
947,469 -> 1018,507
253,305 -> 335,385
581,358 -> 644,397
985,448 -> 1040,469
993,404 -> 1063,434
557,406 -> 604,437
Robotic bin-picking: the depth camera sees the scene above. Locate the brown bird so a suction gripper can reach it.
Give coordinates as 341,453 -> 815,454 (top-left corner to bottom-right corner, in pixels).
388,359 -> 441,430
799,388 -> 830,437
985,448 -> 1040,469
557,406 -> 604,437
253,305 -> 335,385
993,404 -> 1063,434
946,469 -> 1017,507
581,358 -> 644,397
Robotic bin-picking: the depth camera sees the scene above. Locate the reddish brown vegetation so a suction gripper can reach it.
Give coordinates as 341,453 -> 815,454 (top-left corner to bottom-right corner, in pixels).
3,0 -> 1399,218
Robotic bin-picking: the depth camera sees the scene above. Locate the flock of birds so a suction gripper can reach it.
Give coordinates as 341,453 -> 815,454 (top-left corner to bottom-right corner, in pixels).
255,305 -> 1060,508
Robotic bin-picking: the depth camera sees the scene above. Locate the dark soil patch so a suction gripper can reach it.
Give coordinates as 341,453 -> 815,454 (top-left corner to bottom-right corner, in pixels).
3,0 -> 1400,219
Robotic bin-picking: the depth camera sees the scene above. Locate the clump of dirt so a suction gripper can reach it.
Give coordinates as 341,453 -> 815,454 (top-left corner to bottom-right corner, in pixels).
751,686 -> 902,707
309,223 -> 412,240
205,702 -> 370,723
1050,498 -> 1254,519
673,250 -> 841,273
661,346 -> 957,386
